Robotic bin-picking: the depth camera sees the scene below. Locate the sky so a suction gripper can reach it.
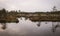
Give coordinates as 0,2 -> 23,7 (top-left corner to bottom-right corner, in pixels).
0,0 -> 60,12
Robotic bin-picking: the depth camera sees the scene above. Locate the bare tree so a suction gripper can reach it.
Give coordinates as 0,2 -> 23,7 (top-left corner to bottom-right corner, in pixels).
52,6 -> 57,12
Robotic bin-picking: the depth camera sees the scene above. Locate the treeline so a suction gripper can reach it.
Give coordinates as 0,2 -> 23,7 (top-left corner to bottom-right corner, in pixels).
0,8 -> 60,13
0,8 -> 60,18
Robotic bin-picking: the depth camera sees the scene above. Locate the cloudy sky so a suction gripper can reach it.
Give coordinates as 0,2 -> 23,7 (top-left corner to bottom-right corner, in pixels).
0,0 -> 60,12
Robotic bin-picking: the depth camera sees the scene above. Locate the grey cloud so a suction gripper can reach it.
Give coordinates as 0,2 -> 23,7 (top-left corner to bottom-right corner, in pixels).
0,0 -> 60,12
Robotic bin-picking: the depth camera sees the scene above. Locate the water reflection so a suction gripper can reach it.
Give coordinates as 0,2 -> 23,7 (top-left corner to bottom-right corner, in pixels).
37,22 -> 41,27
1,23 -> 6,30
52,22 -> 60,32
0,17 -> 60,36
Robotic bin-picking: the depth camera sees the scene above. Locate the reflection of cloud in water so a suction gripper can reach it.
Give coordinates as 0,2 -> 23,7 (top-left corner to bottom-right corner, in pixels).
0,18 -> 60,36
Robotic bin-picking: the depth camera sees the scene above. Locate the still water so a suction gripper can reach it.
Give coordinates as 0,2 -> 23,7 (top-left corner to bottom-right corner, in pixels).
0,17 -> 60,36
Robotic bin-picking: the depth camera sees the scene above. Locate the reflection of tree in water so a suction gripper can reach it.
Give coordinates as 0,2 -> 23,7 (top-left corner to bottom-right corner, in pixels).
52,22 -> 56,32
20,17 -> 59,32
45,22 -> 48,24
1,23 -> 6,30
37,22 -> 41,27
52,22 -> 60,32
35,21 -> 60,32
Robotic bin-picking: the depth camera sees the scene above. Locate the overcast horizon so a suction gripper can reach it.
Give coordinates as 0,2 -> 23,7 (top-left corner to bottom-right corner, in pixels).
0,0 -> 60,12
